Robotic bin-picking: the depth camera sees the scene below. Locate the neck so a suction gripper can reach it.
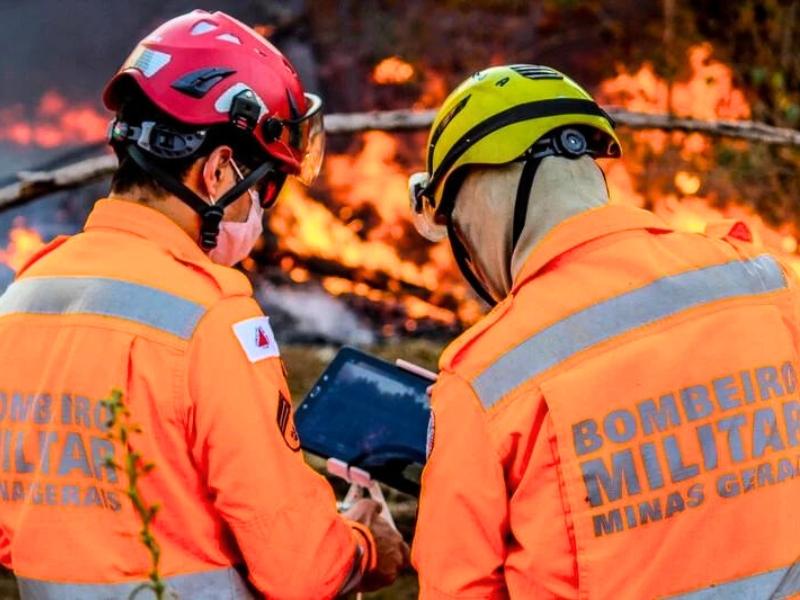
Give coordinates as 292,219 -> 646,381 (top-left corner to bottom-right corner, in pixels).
510,156 -> 608,284
109,190 -> 202,241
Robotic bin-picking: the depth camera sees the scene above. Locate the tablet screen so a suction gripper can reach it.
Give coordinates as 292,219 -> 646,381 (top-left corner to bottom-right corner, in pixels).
296,348 -> 431,494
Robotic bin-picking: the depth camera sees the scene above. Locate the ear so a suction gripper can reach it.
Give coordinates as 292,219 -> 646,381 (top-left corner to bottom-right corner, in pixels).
200,145 -> 234,201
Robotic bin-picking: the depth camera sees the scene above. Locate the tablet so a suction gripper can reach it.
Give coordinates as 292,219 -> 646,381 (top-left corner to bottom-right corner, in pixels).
295,347 -> 432,496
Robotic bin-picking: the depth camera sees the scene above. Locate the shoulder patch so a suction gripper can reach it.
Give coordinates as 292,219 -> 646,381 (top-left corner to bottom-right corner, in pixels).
232,316 -> 280,362
277,392 -> 301,452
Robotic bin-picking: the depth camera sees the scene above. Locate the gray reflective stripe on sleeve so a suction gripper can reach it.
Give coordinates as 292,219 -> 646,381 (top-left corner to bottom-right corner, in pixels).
0,276 -> 206,340
473,255 -> 787,409
666,563 -> 800,599
17,566 -> 256,600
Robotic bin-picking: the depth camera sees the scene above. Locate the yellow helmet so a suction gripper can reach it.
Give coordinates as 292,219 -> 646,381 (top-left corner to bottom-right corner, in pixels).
409,64 -> 621,243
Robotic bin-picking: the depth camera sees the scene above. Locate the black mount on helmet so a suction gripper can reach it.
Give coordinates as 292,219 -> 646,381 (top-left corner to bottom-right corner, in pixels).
229,89 -> 262,131
108,119 -> 208,159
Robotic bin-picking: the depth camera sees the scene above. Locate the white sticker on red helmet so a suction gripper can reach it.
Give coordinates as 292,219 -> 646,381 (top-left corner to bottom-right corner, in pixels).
128,47 -> 172,78
232,316 -> 280,363
214,83 -> 268,118
216,33 -> 242,45
190,21 -> 218,36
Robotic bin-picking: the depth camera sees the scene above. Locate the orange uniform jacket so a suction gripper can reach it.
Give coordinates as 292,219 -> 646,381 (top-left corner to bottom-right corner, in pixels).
413,204 -> 800,599
0,199 -> 373,599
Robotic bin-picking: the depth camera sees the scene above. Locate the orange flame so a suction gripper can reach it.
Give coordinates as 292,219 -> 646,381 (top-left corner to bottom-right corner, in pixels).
372,56 -> 415,85
252,24 -> 275,37
270,129 -> 477,325
599,43 -> 800,276
0,91 -> 107,147
0,218 -> 45,272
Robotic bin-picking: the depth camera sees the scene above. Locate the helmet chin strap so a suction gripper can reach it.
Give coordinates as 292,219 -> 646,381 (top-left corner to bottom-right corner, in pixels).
446,219 -> 498,307
509,156 -> 544,285
126,145 -> 276,249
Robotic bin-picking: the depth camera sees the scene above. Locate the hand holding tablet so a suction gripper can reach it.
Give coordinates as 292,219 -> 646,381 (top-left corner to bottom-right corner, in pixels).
295,347 -> 434,496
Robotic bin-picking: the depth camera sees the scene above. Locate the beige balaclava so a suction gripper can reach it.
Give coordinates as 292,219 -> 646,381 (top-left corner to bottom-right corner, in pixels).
451,155 -> 609,303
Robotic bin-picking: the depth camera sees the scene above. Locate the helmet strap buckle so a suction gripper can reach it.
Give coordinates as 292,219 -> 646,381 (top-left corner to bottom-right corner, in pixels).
200,205 -> 225,249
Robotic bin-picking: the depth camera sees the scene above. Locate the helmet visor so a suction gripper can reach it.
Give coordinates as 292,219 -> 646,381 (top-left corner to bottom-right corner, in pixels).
279,93 -> 325,186
408,171 -> 447,242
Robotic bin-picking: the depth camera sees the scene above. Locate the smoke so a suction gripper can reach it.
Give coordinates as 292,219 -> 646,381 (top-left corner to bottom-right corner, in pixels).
257,282 -> 375,346
0,1 -> 274,107
0,0 -> 315,239
0,0 -> 316,176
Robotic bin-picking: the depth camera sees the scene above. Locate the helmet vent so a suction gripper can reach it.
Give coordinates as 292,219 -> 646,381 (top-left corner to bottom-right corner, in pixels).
190,21 -> 218,36
216,33 -> 242,45
171,67 -> 237,99
282,56 -> 296,74
510,65 -> 563,81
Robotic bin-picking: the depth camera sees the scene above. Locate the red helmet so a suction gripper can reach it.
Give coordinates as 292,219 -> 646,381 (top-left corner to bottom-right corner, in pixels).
103,9 -> 324,185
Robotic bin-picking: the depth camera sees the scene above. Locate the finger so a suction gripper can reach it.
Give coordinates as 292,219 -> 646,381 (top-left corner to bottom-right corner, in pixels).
353,498 -> 381,516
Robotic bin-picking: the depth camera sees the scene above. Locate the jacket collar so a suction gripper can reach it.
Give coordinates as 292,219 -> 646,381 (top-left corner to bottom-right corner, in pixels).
84,198 -> 210,265
511,204 -> 673,294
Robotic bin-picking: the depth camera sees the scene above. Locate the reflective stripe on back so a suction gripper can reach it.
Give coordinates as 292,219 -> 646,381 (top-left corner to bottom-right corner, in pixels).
666,562 -> 800,599
473,255 -> 787,409
0,276 -> 206,340
17,567 -> 255,600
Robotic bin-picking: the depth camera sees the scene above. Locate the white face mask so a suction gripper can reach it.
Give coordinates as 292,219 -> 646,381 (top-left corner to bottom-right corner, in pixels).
207,162 -> 264,266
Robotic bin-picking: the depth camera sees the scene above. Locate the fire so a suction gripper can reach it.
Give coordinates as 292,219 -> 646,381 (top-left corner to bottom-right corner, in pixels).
269,130 -> 478,326
321,276 -> 457,325
600,43 -> 750,155
600,44 -> 750,120
674,171 -> 702,196
270,43 -> 792,331
598,43 -> 800,277
252,24 -> 275,37
413,70 -> 449,109
2,44 -> 789,333
372,57 -> 415,85
0,218 -> 45,272
0,91 -> 107,148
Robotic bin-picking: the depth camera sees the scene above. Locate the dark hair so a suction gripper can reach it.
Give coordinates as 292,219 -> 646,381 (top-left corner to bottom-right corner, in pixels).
109,83 -> 270,199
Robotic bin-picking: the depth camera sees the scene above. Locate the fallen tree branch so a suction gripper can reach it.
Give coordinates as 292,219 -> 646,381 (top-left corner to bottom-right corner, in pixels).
2,108 -> 799,211
0,154 -> 117,211
324,109 -> 437,133
607,108 -> 800,146
325,107 -> 800,146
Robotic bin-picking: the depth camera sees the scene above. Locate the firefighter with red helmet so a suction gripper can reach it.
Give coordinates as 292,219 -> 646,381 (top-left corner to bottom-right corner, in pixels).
0,10 -> 407,599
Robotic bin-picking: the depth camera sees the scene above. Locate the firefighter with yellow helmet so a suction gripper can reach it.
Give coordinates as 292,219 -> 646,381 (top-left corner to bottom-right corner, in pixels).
409,65 -> 800,598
